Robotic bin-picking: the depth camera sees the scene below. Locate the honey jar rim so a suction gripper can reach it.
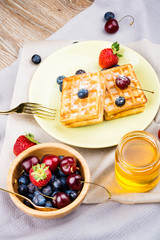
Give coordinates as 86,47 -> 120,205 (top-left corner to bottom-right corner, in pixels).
116,130 -> 160,170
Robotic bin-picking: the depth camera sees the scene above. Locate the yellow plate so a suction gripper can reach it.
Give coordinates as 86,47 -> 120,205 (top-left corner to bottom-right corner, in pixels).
29,41 -> 160,148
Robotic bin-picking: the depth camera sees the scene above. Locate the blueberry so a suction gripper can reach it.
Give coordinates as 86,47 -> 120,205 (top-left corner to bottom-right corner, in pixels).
115,96 -> 126,107
58,155 -> 64,160
65,190 -> 78,201
32,194 -> 46,206
34,190 -> 41,197
104,12 -> 115,21
75,69 -> 86,75
18,184 -> 28,196
52,179 -> 62,190
28,182 -> 36,194
45,201 -> 53,208
31,54 -> 41,64
56,75 -> 65,85
24,199 -> 34,208
78,89 -> 89,99
51,190 -> 59,197
27,193 -> 34,200
23,171 -> 29,177
41,185 -> 52,196
18,175 -> 29,185
56,168 -> 66,177
113,64 -> 119,67
101,64 -> 119,71
59,177 -> 68,190
59,83 -> 63,92
72,41 -> 79,44
48,174 -> 57,185
101,67 -> 108,71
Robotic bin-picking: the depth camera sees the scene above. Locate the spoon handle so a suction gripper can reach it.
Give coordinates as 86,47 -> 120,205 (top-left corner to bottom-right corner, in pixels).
0,187 -> 28,201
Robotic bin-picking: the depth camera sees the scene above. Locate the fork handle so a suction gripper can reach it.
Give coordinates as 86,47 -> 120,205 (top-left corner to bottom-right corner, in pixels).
0,110 -> 15,115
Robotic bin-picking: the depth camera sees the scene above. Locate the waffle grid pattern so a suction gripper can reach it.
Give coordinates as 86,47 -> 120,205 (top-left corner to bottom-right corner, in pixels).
60,72 -> 103,125
101,64 -> 147,116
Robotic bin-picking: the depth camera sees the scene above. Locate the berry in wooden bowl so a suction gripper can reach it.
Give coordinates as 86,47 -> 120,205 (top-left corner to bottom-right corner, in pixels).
7,143 -> 90,219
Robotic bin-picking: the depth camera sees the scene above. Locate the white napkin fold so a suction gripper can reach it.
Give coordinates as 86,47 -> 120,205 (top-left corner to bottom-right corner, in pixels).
0,38 -> 160,204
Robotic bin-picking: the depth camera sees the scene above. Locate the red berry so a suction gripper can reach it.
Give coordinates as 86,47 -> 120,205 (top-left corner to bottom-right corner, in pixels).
104,16 -> 134,34
66,174 -> 82,191
115,75 -> 131,89
158,129 -> 160,139
13,133 -> 39,156
29,163 -> 52,187
42,155 -> 60,172
60,157 -> 77,175
52,192 -> 71,209
21,156 -> 40,173
99,48 -> 118,69
105,19 -> 119,34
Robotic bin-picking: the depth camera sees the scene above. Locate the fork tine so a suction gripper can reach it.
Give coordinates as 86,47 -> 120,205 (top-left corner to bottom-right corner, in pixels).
34,114 -> 55,120
25,103 -> 56,112
24,109 -> 56,118
23,110 -> 55,119
24,106 -> 56,115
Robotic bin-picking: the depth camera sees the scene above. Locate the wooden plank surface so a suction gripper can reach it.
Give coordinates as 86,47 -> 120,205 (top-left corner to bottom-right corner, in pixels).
0,0 -> 94,70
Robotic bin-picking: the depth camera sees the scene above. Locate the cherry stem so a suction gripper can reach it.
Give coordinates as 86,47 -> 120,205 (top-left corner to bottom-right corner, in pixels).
81,181 -> 111,199
37,188 -> 56,201
130,86 -> 154,94
118,15 -> 134,26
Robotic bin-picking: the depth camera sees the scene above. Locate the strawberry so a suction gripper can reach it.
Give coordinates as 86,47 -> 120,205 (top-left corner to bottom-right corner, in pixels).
29,163 -> 52,187
99,41 -> 122,69
13,133 -> 39,156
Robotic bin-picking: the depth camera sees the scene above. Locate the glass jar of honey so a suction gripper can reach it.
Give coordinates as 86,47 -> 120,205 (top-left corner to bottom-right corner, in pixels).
115,131 -> 160,192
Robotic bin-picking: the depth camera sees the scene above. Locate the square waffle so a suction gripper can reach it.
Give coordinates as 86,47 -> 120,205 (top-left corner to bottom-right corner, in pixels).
60,71 -> 105,127
101,64 -> 147,120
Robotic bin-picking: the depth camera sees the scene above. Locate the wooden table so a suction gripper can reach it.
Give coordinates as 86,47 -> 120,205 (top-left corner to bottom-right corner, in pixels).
0,0 -> 94,70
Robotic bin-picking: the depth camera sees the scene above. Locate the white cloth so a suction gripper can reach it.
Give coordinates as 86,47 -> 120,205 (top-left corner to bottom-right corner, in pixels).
0,0 -> 160,239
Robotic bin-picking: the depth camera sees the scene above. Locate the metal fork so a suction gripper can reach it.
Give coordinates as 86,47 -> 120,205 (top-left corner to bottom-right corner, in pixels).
0,102 -> 56,120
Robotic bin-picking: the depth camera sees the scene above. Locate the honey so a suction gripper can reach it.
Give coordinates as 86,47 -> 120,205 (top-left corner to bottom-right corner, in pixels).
115,131 -> 160,192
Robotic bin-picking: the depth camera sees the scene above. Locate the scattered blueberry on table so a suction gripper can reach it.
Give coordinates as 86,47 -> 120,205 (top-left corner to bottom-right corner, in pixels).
31,54 -> 41,64
104,11 -> 115,21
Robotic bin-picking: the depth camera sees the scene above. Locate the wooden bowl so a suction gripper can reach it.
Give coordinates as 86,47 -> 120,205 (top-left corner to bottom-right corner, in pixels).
7,143 -> 90,219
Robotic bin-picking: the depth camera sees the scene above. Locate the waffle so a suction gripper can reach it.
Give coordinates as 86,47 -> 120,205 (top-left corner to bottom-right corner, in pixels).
104,105 -> 145,120
60,71 -> 105,127
101,64 -> 147,119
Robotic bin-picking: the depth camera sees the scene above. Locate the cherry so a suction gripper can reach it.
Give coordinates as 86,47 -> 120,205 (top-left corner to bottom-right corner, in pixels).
60,157 -> 76,175
42,155 -> 60,172
66,174 -> 82,191
52,192 -> 71,209
104,15 -> 134,34
105,19 -> 119,34
116,75 -> 131,89
21,156 -> 40,173
116,75 -> 154,94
